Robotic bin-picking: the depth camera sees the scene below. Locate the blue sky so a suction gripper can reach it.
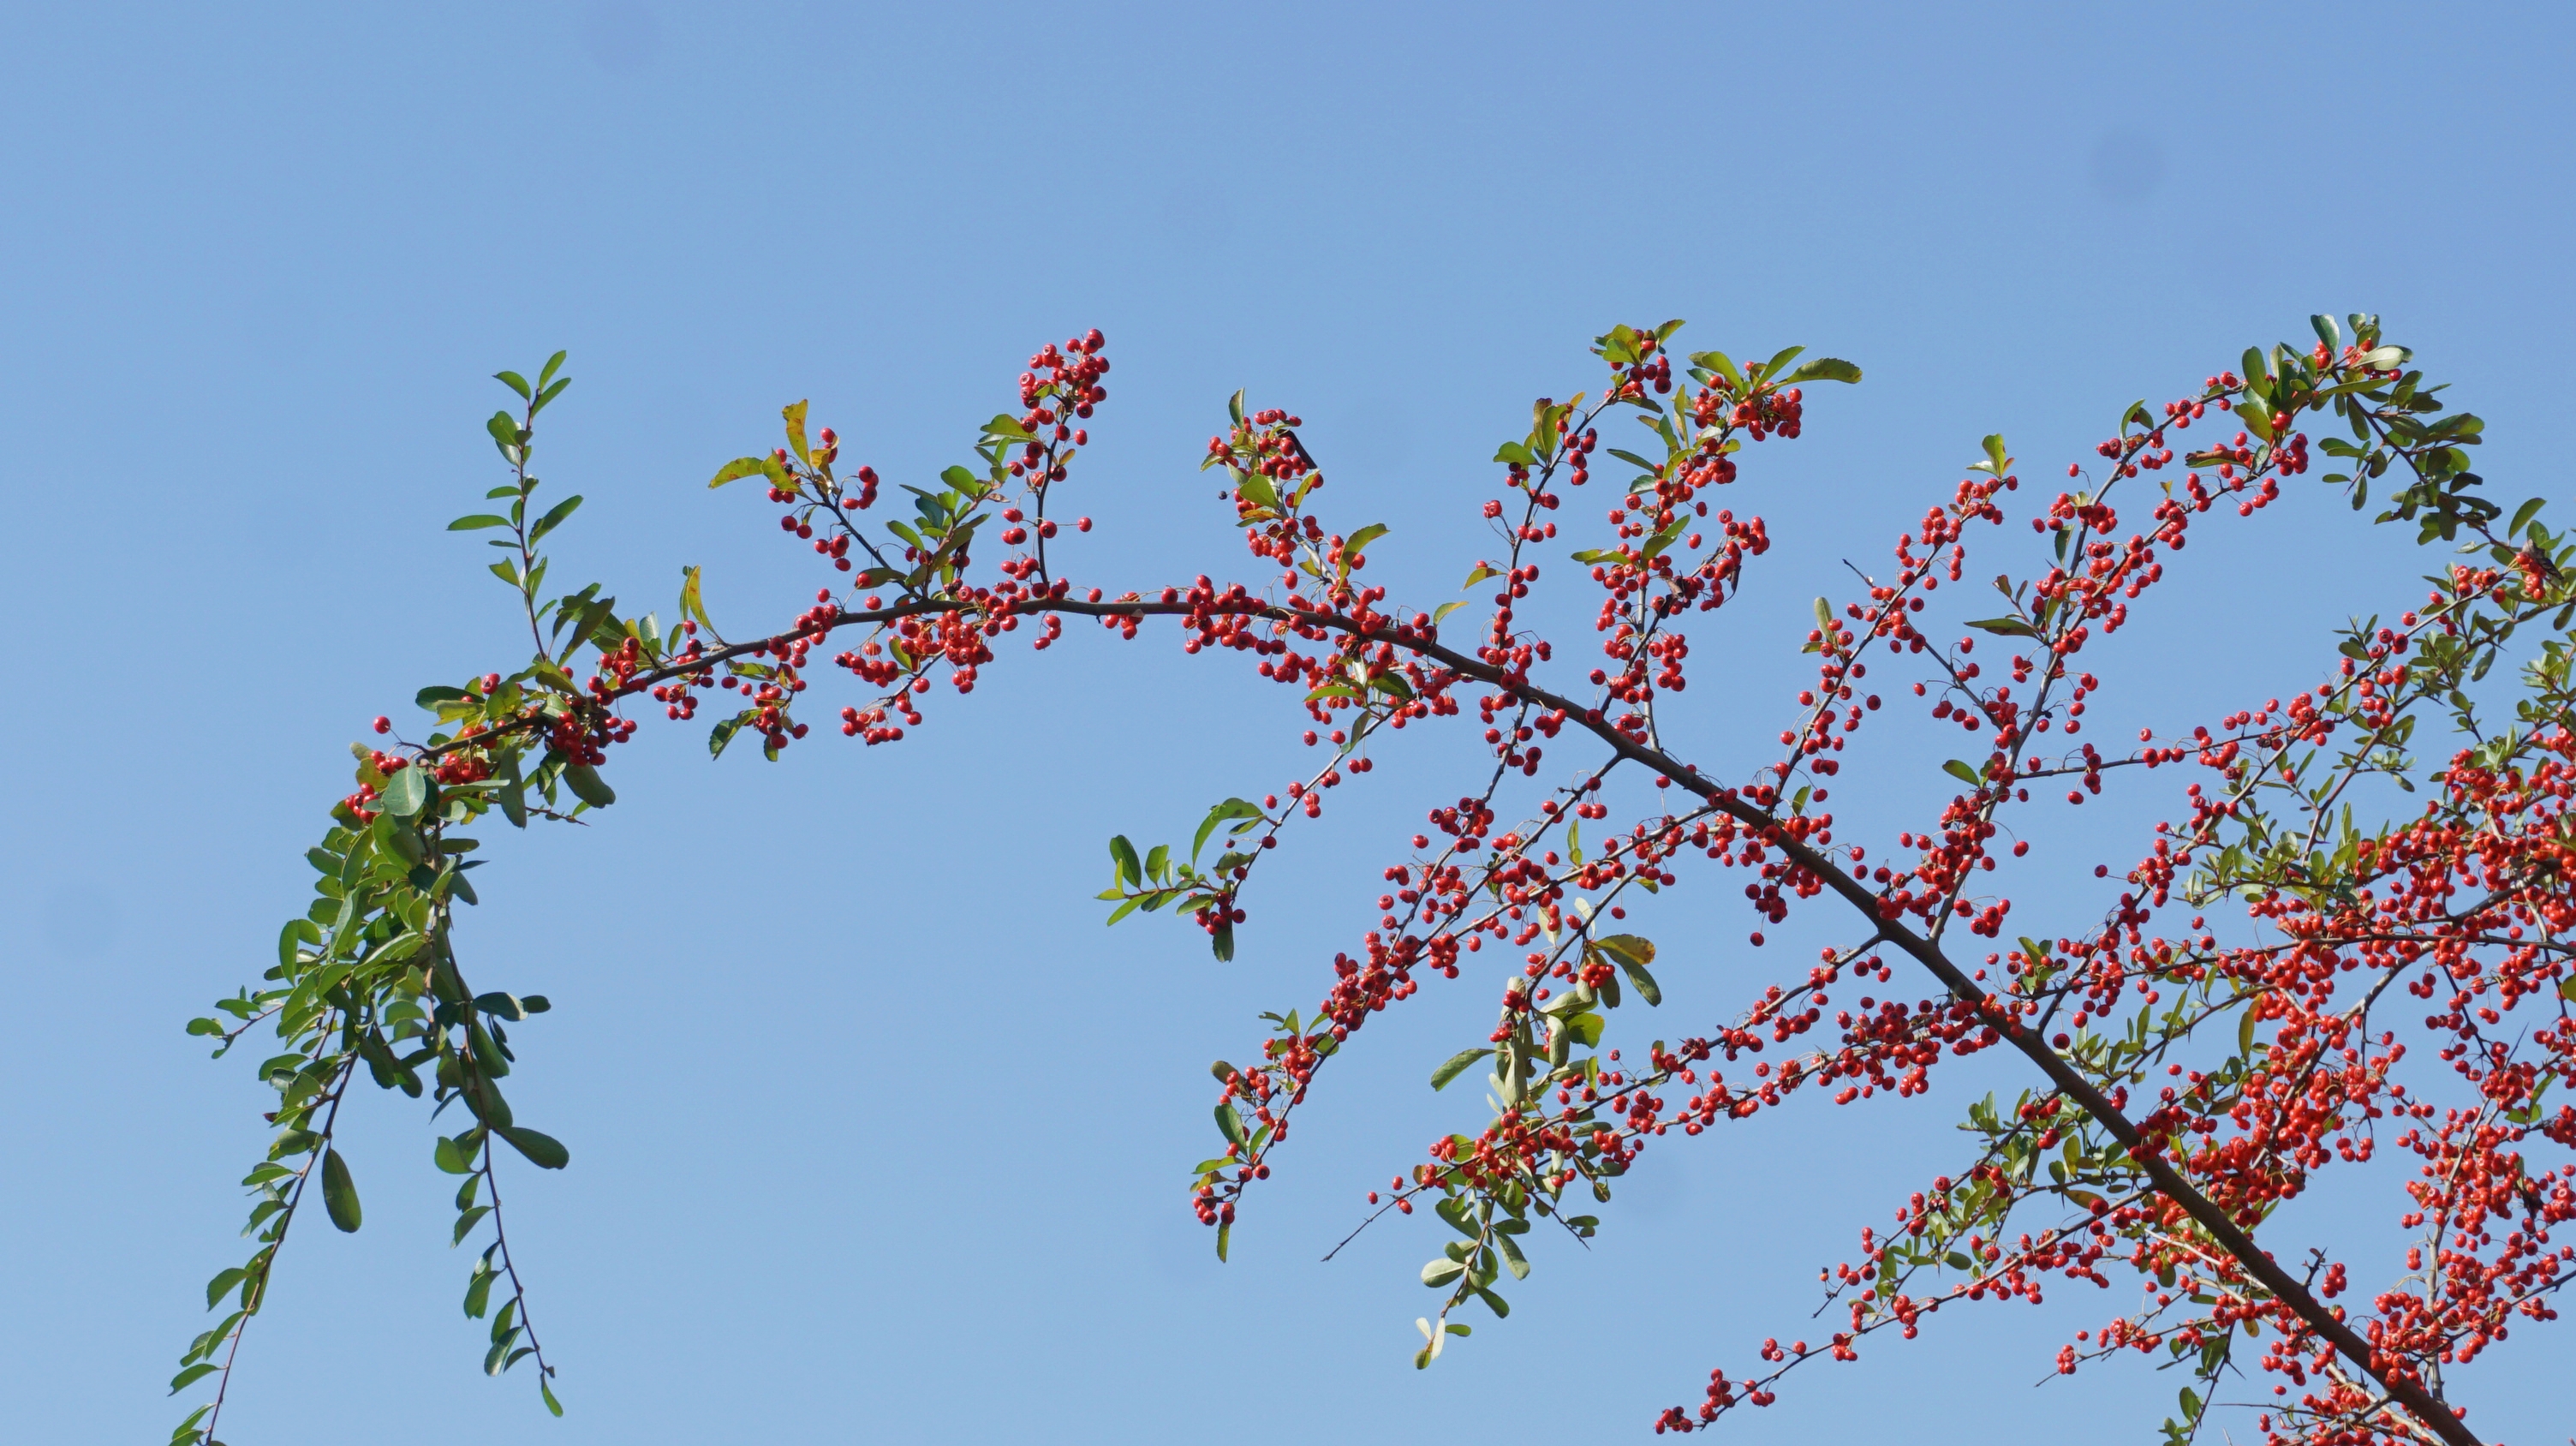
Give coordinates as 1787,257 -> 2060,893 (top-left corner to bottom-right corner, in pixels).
3,3 -> 2572,1443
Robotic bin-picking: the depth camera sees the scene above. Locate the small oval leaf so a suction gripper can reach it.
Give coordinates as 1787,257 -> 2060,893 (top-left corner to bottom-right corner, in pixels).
496,1126 -> 570,1170
320,1148 -> 362,1233
1779,357 -> 1862,386
563,765 -> 615,809
1429,1048 -> 1494,1090
205,1266 -> 248,1311
379,766 -> 429,820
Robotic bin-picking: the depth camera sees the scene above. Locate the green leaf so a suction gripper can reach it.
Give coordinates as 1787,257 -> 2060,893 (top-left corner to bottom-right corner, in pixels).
530,655 -> 581,697
1756,344 -> 1805,382
1494,1230 -> 1530,1279
169,1362 -> 219,1395
1593,935 -> 1661,1006
563,765 -> 615,808
528,493 -> 583,544
380,766 -> 429,819
1344,523 -> 1390,562
1213,1103 -> 1247,1149
709,713 -> 748,759
205,1267 -> 248,1311
1493,440 -> 1537,467
678,565 -> 714,633
383,822 -> 426,866
497,1126 -> 570,1169
1109,834 -> 1142,888
2510,497 -> 2547,541
1539,983 -> 1592,1017
1429,1048 -> 1494,1090
1534,397 -> 1562,458
1963,616 -> 2037,637
1690,350 -> 1744,389
1434,1195 -> 1477,1236
1191,798 -> 1266,862
1591,934 -> 1655,970
433,1135 -> 476,1174
320,1148 -> 362,1233
1813,596 -> 1833,630
708,456 -> 790,490
448,514 -> 512,531
781,399 -> 811,463
463,1264 -> 496,1318
489,1295 -> 519,1347
474,991 -> 527,1021
1779,357 -> 1862,386
452,1204 -> 493,1246
1561,1012 -> 1605,1048
543,1380 -> 564,1417
2237,395 -> 2275,442
1943,759 -> 1983,787
494,369 -> 532,401
1216,1219 -> 1231,1262
182,1310 -> 246,1366
1421,1258 -> 1465,1287
277,917 -> 319,971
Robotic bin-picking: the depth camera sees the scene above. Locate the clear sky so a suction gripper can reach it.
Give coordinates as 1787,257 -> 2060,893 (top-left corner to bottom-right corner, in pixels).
3,3 -> 2572,1443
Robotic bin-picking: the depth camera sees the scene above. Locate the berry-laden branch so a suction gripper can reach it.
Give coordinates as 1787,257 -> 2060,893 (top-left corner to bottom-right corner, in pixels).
179,318 -> 2572,1446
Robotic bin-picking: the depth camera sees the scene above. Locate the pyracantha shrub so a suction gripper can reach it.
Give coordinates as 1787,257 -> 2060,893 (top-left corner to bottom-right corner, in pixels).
177,318 -> 2567,1446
